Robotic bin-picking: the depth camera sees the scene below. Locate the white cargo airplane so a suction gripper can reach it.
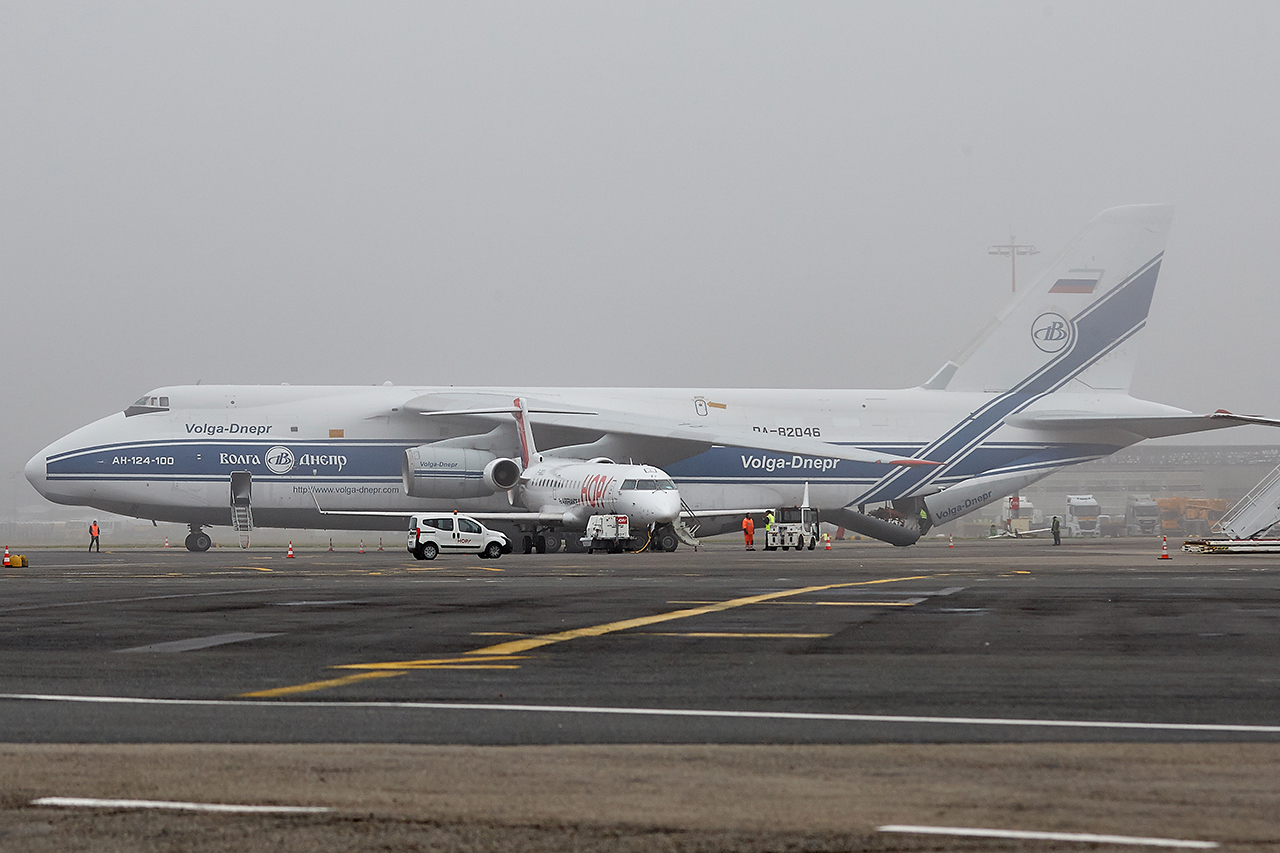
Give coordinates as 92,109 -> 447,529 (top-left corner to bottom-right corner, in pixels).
26,205 -> 1279,551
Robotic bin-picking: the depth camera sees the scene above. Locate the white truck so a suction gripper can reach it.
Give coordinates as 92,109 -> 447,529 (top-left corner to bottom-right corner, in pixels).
764,505 -> 821,551
1065,495 -> 1102,537
1124,494 -> 1161,537
580,514 -> 638,553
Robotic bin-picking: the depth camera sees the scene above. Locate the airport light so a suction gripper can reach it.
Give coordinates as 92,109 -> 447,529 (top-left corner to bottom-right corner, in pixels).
989,236 -> 1039,292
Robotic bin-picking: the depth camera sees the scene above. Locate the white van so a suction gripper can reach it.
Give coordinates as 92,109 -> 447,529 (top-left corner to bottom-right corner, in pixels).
407,513 -> 510,560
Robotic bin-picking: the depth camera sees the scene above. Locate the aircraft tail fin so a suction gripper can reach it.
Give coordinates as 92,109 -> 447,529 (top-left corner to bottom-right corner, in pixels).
512,397 -> 540,467
926,204 -> 1173,395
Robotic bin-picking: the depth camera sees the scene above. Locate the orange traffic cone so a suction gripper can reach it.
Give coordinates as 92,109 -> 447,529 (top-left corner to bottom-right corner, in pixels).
378,538 -> 384,552
949,534 -> 954,548
328,538 -> 333,552
164,537 -> 169,548
1158,535 -> 1171,560
823,533 -> 831,550
359,539 -> 365,554
3,546 -> 9,567
286,541 -> 295,558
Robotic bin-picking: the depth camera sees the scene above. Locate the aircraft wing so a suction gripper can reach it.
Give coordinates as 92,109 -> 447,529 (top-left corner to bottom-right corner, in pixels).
989,526 -> 1053,539
683,508 -> 776,519
308,494 -> 566,525
1006,409 -> 1280,439
404,394 -> 936,467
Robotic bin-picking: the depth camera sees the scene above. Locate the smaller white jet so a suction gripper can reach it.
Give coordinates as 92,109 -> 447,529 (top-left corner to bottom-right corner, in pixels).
320,398 -> 686,552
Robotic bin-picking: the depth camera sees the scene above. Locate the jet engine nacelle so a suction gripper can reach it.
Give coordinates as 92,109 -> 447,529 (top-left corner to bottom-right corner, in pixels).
923,469 -> 1046,526
402,446 -> 521,498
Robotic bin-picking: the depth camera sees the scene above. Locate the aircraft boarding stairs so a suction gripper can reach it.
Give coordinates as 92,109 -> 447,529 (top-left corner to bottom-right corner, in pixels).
1183,463 -> 1280,553
1218,463 -> 1280,540
676,498 -> 702,549
230,471 -> 253,549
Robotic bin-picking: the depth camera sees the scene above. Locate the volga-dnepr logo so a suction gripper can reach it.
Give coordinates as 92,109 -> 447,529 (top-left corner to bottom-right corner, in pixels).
1031,312 -> 1073,354
264,446 -> 296,475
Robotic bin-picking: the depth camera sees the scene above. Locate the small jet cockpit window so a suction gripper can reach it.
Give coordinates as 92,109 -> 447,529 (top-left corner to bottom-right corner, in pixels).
656,479 -> 677,490
636,480 -> 657,490
124,394 -> 171,417
621,479 -> 637,490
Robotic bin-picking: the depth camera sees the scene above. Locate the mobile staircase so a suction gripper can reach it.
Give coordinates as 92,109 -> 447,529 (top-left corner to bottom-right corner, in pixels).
676,498 -> 702,549
1183,463 -> 1280,553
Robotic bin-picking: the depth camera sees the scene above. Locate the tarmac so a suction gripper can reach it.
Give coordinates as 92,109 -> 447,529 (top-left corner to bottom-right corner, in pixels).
1,536 -> 1278,850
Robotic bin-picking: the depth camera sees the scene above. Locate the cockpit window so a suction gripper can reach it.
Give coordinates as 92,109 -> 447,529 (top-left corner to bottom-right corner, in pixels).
124,394 -> 171,417
656,479 -> 676,490
636,479 -> 657,490
621,479 -> 636,490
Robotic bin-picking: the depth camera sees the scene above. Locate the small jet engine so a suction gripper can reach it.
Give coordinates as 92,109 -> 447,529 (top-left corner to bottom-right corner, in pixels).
402,446 -> 521,498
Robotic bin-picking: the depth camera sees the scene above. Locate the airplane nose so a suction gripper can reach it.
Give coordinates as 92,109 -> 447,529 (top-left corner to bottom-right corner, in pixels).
25,448 -> 48,495
660,491 -> 682,523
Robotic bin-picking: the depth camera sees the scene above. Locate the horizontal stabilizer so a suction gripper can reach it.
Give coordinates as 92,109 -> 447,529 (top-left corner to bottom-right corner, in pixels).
1006,409 -> 1280,439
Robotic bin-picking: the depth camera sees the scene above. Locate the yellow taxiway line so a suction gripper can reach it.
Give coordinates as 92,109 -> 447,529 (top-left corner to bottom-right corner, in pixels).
238,574 -> 935,698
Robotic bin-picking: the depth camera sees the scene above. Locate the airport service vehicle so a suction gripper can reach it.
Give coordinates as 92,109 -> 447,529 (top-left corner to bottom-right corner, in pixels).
1157,497 -> 1229,536
408,512 -> 509,560
765,505 -> 820,551
1065,495 -> 1101,537
580,514 -> 638,553
1124,494 -> 1161,536
1097,514 -> 1125,537
998,495 -> 1042,534
27,206 -> 1280,551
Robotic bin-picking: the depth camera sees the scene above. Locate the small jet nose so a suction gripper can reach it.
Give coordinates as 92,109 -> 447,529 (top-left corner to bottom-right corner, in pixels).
658,491 -> 682,523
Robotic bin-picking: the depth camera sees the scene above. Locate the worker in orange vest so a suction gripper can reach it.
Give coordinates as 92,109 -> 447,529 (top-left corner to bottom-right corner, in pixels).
88,520 -> 100,552
742,514 -> 755,551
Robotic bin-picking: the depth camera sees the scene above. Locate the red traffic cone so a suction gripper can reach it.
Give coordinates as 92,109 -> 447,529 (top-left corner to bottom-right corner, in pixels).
823,534 -> 831,551
949,534 -> 954,548
359,539 -> 365,554
328,538 -> 333,552
1158,535 -> 1171,560
286,541 -> 295,558
164,537 -> 169,548
378,538 -> 384,552
3,546 -> 9,567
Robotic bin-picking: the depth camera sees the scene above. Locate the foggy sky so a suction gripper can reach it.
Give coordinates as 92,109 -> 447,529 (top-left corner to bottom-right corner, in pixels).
5,1 -> 1280,517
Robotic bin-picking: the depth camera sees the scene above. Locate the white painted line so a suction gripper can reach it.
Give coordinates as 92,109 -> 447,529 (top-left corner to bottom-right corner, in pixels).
116,633 -> 282,654
879,824 -> 1218,848
272,600 -> 368,606
3,693 -> 1280,734
32,797 -> 332,814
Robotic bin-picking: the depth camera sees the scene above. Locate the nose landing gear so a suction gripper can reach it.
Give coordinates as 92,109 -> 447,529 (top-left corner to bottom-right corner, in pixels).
184,524 -> 212,552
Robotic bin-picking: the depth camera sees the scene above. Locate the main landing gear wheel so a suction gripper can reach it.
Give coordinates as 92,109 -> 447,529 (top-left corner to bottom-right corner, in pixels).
542,533 -> 562,554
185,531 -> 212,552
522,535 -> 534,555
